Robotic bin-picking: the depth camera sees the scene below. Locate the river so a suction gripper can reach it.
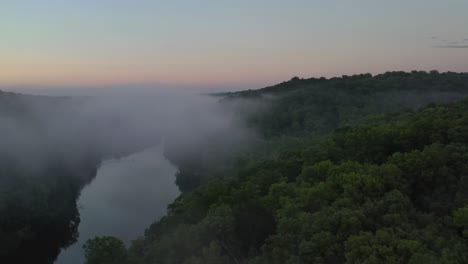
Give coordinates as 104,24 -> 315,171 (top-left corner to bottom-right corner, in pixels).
55,146 -> 180,264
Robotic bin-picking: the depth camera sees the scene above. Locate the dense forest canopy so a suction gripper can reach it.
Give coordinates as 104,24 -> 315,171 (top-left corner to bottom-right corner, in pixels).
171,71 -> 468,192
1,71 -> 468,263
87,71 -> 468,263
102,89 -> 468,264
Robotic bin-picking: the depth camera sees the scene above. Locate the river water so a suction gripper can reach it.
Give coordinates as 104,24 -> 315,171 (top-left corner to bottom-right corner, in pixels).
56,146 -> 180,264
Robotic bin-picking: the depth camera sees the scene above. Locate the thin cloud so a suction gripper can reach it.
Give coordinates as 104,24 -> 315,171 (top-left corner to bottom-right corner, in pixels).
434,45 -> 468,48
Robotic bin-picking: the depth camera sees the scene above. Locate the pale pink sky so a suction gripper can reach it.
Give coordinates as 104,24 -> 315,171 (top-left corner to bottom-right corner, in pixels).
1,1 -> 467,90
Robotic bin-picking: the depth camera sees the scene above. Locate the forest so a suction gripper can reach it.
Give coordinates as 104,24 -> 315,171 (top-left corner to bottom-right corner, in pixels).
1,71 -> 468,263
84,71 -> 468,263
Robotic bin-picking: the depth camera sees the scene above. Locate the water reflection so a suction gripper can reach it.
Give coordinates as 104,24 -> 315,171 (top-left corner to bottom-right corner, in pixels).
56,147 -> 179,264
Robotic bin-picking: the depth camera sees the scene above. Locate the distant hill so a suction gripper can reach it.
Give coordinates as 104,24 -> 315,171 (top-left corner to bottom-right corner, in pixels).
226,71 -> 468,137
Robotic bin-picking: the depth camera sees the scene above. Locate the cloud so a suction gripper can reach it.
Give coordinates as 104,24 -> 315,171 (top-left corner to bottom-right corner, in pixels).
431,36 -> 468,47
434,45 -> 468,49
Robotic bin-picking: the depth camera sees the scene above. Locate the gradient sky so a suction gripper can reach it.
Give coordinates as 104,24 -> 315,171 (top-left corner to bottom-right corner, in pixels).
1,0 -> 468,90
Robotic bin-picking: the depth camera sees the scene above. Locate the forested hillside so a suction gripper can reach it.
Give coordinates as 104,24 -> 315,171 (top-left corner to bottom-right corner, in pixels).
231,71 -> 468,137
90,92 -> 468,264
82,71 -> 468,264
2,71 -> 468,263
169,71 -> 468,192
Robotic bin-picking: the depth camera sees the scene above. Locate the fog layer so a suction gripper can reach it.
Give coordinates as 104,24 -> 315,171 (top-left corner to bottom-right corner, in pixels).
0,89 -> 255,177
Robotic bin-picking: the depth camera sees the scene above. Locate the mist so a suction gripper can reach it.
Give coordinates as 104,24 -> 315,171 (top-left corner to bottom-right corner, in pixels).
0,87 -> 256,178
0,86 -> 259,263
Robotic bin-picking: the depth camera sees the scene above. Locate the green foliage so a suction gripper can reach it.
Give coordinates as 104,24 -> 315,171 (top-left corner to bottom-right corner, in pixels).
123,96 -> 468,263
0,159 -> 97,264
454,206 -> 468,238
83,236 -> 128,264
228,71 -> 468,138
172,71 -> 468,191
3,71 -> 468,263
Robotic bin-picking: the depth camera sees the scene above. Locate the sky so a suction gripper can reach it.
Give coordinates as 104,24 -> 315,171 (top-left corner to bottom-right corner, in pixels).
1,0 -> 468,91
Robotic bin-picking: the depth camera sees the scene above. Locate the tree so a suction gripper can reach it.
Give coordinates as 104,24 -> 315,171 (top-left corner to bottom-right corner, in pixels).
83,236 -> 128,264
454,206 -> 468,238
